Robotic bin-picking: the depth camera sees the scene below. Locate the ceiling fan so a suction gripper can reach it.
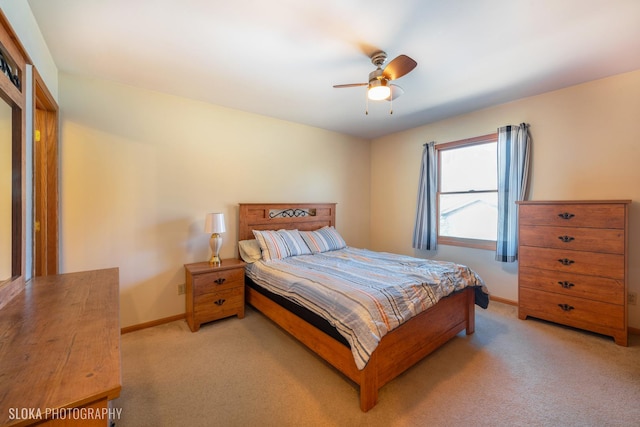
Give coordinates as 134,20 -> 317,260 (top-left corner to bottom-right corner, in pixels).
333,50 -> 417,104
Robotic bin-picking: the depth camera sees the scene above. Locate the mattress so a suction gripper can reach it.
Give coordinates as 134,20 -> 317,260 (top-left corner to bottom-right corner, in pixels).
246,276 -> 350,346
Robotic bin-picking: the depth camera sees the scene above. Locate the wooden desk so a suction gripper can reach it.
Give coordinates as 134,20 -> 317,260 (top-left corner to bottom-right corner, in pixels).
0,268 -> 121,426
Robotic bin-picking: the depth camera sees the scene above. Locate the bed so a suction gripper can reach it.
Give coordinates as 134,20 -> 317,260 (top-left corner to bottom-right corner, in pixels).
238,202 -> 488,411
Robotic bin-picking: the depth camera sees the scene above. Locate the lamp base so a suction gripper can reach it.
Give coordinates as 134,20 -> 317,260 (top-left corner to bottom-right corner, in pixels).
209,233 -> 222,266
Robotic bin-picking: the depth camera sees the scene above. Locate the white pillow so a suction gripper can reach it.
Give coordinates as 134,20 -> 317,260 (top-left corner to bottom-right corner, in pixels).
238,239 -> 262,263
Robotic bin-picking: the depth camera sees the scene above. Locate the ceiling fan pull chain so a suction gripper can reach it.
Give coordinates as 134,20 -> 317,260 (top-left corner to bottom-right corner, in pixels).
365,90 -> 369,115
390,93 -> 393,115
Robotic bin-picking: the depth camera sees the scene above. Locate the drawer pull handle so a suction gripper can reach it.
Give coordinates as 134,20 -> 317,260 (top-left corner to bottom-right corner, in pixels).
214,278 -> 226,285
558,281 -> 575,289
558,258 -> 575,266
558,235 -> 575,243
558,212 -> 575,220
558,303 -> 574,312
214,299 -> 226,306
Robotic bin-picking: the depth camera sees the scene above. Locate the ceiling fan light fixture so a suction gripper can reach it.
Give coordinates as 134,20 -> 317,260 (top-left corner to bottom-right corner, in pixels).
368,79 -> 391,100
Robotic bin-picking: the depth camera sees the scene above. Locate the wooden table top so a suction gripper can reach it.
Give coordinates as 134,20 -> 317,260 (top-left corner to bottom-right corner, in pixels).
0,268 -> 121,426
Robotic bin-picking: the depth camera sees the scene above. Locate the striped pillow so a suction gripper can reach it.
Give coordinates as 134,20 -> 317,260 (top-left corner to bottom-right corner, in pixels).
252,229 -> 311,261
300,226 -> 347,253
278,229 -> 312,257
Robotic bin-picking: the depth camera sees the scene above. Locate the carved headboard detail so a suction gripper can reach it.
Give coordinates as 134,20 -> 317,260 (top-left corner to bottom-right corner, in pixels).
238,203 -> 336,241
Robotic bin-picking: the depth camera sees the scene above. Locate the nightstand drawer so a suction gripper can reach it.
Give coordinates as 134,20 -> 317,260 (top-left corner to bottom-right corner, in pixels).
519,267 -> 624,305
519,287 -> 624,331
193,268 -> 244,296
519,246 -> 624,279
519,225 -> 624,254
195,287 -> 244,322
519,203 -> 626,229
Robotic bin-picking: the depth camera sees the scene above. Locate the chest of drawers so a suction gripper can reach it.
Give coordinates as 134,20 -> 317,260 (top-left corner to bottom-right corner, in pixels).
185,259 -> 246,332
517,200 -> 630,345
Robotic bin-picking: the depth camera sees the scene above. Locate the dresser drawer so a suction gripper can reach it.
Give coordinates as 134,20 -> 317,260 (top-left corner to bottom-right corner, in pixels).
519,203 -> 626,229
519,225 -> 625,254
195,287 -> 244,321
519,267 -> 624,305
519,246 -> 624,279
519,287 -> 624,331
193,268 -> 244,296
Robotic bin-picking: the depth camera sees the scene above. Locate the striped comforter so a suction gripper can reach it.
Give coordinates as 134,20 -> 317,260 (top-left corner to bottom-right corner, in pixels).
246,247 -> 488,370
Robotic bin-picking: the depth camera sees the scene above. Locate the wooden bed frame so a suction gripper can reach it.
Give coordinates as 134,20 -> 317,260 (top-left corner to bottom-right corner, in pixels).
238,203 -> 476,412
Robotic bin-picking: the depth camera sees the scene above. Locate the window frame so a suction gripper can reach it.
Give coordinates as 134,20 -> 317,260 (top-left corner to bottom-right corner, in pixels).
436,133 -> 498,251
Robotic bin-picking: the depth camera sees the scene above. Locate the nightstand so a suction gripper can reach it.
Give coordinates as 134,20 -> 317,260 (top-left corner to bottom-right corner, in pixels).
184,259 -> 246,332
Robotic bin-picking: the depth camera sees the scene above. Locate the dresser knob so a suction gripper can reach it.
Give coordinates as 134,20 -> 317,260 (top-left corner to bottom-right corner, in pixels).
558,303 -> 574,312
558,281 -> 575,289
214,299 -> 226,306
558,212 -> 575,220
557,258 -> 575,266
214,278 -> 226,285
558,235 -> 575,243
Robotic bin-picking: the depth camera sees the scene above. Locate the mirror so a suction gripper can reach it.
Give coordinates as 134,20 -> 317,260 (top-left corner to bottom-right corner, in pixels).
0,98 -> 10,281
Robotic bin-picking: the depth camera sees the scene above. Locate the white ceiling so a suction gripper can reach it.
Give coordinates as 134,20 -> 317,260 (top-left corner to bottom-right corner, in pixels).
27,0 -> 640,139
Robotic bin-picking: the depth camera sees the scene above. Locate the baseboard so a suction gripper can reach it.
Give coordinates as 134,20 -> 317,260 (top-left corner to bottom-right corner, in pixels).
119,302 -> 640,337
489,295 -> 516,306
121,313 -> 185,334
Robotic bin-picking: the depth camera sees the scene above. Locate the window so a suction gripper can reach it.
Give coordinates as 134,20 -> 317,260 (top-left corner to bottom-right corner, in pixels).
437,134 -> 498,250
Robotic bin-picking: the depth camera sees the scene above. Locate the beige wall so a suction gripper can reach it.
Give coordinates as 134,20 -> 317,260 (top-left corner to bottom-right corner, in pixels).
370,69 -> 640,329
59,73 -> 370,327
7,4 -> 640,331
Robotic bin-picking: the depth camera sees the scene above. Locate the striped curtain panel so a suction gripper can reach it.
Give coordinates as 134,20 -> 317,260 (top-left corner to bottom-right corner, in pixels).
495,123 -> 531,262
412,142 -> 438,250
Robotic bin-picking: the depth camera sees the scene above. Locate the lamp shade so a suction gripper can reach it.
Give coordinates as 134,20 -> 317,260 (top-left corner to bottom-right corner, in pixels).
204,213 -> 226,234
368,80 -> 391,100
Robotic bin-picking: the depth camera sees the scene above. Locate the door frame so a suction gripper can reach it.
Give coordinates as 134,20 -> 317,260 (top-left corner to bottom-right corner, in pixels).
33,67 -> 59,276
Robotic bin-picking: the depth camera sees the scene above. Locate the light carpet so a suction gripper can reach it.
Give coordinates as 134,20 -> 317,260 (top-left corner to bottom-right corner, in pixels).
113,301 -> 640,426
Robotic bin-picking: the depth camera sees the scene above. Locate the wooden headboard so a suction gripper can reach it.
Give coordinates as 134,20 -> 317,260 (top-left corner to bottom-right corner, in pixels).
238,203 -> 336,241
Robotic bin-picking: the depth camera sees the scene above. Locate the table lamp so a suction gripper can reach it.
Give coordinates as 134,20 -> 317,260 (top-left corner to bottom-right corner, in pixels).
204,212 -> 226,265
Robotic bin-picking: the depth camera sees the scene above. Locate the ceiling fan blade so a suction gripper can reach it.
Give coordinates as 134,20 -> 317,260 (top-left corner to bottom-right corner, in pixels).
382,55 -> 417,80
333,83 -> 368,88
